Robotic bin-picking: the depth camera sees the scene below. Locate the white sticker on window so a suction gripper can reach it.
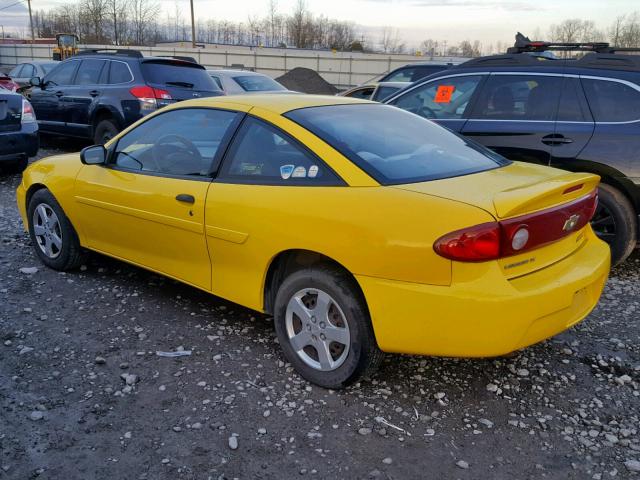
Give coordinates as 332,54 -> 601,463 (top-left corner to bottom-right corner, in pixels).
308,165 -> 319,178
280,164 -> 294,179
292,166 -> 307,178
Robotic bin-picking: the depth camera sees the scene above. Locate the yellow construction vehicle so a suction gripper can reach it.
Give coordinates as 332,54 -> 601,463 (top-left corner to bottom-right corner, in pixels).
52,34 -> 79,61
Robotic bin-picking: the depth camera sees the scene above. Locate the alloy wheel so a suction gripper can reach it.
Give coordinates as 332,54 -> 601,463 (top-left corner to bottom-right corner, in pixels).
32,203 -> 63,259
285,288 -> 351,372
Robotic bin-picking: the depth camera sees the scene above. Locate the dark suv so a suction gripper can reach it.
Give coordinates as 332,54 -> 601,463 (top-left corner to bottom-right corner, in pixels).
28,49 -> 223,144
384,41 -> 640,265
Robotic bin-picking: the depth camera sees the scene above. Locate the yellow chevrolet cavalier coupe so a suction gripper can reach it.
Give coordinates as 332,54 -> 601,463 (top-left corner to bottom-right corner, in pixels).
16,95 -> 610,388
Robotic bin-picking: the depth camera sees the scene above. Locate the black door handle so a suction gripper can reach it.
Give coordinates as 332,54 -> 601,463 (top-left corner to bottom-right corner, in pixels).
175,194 -> 195,204
542,134 -> 573,146
55,91 -> 63,97
89,90 -> 100,97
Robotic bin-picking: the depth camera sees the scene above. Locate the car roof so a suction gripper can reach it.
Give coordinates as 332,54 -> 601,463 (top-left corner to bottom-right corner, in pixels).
177,93 -> 372,115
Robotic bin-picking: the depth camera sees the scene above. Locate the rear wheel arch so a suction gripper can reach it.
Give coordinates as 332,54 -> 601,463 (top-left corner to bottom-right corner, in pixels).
263,249 -> 368,317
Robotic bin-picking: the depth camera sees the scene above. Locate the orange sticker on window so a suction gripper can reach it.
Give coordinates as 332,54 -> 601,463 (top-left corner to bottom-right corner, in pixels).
434,85 -> 455,103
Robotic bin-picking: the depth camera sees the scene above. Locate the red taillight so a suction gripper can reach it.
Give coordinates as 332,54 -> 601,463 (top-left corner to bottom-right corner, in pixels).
129,86 -> 172,100
434,222 -> 501,261
434,190 -> 598,262
21,98 -> 36,123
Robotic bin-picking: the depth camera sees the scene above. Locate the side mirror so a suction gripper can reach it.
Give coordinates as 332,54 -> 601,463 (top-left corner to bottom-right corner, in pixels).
30,76 -> 41,87
80,145 -> 106,165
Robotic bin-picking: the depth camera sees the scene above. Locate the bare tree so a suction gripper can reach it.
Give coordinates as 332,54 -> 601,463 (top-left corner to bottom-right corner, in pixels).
106,0 -> 127,45
380,27 -> 405,54
129,0 -> 158,45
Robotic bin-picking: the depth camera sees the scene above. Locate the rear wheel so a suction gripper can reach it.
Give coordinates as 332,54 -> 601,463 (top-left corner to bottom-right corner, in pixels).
27,189 -> 86,271
273,265 -> 383,389
591,183 -> 636,266
93,118 -> 119,145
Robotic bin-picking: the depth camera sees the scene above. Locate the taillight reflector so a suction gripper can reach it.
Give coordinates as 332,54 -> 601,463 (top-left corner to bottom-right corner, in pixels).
434,190 -> 598,262
129,86 -> 172,100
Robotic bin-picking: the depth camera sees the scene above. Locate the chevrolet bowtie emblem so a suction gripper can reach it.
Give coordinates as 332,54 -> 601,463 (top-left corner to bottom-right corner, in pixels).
563,214 -> 581,232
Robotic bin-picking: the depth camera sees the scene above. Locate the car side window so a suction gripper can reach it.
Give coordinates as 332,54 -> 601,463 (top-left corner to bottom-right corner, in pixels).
209,75 -> 223,90
113,108 -> 238,177
109,61 -> 133,84
46,61 -> 79,86
390,75 -> 483,120
21,64 -> 35,78
471,74 -> 562,121
218,117 -> 343,185
557,77 -> 592,122
9,65 -> 23,77
75,59 -> 106,85
582,78 -> 640,122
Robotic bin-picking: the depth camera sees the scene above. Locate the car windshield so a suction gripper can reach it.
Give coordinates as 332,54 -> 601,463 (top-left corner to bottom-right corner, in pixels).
232,74 -> 285,92
141,62 -> 220,91
285,103 -> 509,185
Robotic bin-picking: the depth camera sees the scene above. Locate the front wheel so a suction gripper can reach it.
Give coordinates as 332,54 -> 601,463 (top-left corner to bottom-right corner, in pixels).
591,184 -> 637,266
274,265 -> 383,389
27,189 -> 86,271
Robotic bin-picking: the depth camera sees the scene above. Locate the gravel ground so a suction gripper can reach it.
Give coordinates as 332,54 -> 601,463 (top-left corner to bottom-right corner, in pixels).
1,143 -> 639,480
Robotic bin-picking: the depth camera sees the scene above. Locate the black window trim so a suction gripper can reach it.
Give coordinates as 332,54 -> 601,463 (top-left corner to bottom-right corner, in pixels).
104,106 -> 244,182
214,114 -> 347,187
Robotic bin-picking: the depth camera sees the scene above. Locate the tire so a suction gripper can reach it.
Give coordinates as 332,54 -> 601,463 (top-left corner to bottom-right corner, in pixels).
93,118 -> 119,145
273,265 -> 383,389
1,156 -> 28,175
591,183 -> 637,266
27,189 -> 86,271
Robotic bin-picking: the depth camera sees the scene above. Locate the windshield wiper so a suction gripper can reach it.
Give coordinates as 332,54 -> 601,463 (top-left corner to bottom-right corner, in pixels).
165,81 -> 194,88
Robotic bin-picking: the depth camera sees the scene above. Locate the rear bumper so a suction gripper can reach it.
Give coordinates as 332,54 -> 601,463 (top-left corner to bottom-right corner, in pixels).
358,227 -> 610,357
0,123 -> 38,160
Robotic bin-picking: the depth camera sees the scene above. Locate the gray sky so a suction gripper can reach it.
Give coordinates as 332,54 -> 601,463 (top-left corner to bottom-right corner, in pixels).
1,0 -> 638,46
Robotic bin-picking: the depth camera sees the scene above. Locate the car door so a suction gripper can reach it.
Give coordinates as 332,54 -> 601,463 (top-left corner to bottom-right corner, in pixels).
462,73 -> 563,165
386,73 -> 485,133
549,75 -> 595,169
64,59 -> 107,137
204,115 -> 345,308
73,107 -> 241,290
30,60 -> 79,134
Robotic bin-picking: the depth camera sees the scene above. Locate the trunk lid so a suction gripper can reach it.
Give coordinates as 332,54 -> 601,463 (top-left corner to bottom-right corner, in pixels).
394,161 -> 601,278
0,92 -> 22,133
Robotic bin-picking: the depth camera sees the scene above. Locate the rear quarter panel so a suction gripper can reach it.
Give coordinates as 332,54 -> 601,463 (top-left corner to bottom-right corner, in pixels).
204,183 -> 495,311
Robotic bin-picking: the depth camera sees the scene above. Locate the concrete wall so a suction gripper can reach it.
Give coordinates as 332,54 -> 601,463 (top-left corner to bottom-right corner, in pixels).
0,43 -> 468,88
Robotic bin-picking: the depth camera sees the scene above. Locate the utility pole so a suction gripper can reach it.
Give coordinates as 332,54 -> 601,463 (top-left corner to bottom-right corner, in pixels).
189,0 -> 196,48
27,0 -> 35,43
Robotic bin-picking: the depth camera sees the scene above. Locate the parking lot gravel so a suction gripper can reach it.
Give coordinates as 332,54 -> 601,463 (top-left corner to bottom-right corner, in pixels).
1,143 -> 639,479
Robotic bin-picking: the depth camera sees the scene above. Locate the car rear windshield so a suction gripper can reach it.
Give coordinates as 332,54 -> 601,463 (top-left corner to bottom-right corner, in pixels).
141,61 -> 219,91
285,103 -> 509,185
232,75 -> 285,92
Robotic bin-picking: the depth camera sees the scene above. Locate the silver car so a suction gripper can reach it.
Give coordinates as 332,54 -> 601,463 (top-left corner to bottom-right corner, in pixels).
207,69 -> 290,95
8,61 -> 59,89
